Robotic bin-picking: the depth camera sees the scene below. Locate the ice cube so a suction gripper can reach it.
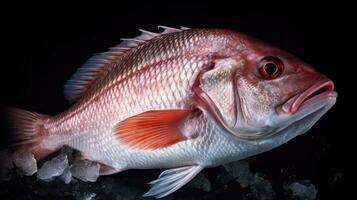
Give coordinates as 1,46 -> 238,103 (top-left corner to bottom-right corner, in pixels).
250,173 -> 276,200
13,149 -> 37,176
332,172 -> 343,185
60,167 -> 72,184
284,179 -> 317,200
37,153 -> 68,181
187,173 -> 211,192
60,146 -> 75,162
97,177 -> 154,200
216,160 -> 276,199
234,160 -> 253,188
0,149 -> 14,181
216,159 -> 253,187
216,166 -> 234,185
71,159 -> 100,182
225,160 -> 250,178
73,191 -> 96,200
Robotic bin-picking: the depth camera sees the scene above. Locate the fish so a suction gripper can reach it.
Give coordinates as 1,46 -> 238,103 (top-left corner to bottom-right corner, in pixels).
7,26 -> 337,198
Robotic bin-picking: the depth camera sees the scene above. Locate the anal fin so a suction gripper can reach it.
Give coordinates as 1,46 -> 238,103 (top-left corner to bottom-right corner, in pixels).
143,165 -> 203,198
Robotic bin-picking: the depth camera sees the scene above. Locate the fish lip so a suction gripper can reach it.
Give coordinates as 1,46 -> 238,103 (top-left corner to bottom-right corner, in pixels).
280,77 -> 337,115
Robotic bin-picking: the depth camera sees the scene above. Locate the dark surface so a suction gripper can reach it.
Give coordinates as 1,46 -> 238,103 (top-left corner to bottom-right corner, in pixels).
0,3 -> 351,200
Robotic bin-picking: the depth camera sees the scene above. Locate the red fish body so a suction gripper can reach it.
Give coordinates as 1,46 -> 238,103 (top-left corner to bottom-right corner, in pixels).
8,26 -> 337,198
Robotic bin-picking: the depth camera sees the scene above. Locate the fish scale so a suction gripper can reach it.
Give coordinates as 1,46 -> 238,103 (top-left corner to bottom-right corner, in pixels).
45,56 -> 212,166
45,30 -> 232,132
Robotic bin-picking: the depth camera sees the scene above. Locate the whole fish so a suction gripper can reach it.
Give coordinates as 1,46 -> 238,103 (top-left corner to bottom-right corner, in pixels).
8,26 -> 337,198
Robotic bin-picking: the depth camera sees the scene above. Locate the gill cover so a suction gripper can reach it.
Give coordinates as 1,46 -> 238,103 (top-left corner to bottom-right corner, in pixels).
195,58 -> 272,140
194,58 -> 249,139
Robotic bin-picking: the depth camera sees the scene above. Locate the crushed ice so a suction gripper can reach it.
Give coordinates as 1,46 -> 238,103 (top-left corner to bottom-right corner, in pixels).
71,159 -> 100,182
13,149 -> 37,176
250,173 -> 276,200
217,159 -> 276,200
0,146 -> 100,184
284,179 -> 318,200
0,148 -> 319,199
73,191 -> 96,200
60,167 -> 73,184
187,173 -> 211,192
36,147 -> 100,183
217,159 -> 253,187
37,153 -> 68,181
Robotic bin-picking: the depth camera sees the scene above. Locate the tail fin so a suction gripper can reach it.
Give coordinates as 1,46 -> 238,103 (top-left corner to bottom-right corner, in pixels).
6,108 -> 52,160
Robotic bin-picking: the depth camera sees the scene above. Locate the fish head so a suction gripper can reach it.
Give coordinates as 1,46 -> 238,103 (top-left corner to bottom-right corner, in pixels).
198,32 -> 337,142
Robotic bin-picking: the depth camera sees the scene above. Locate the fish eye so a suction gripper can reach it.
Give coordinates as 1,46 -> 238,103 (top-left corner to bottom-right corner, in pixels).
258,57 -> 284,80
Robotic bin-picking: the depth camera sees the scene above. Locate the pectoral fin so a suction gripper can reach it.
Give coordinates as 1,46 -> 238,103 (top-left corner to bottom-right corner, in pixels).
114,110 -> 192,150
143,165 -> 203,198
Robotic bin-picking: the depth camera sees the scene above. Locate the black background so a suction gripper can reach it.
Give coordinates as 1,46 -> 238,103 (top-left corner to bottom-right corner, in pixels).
0,3 -> 351,200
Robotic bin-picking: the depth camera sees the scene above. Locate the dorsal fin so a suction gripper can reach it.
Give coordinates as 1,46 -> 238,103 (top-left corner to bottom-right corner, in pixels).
64,26 -> 190,102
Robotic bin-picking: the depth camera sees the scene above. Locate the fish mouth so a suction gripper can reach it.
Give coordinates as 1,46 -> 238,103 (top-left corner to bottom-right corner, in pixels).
280,76 -> 337,114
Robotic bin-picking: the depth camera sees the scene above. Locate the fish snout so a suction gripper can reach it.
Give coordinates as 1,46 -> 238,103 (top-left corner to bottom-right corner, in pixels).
279,76 -> 337,114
